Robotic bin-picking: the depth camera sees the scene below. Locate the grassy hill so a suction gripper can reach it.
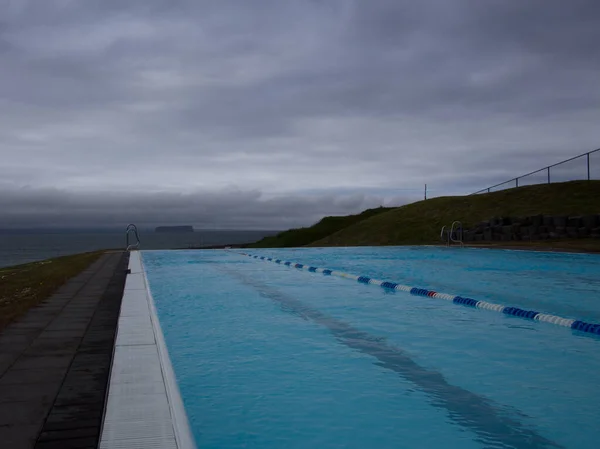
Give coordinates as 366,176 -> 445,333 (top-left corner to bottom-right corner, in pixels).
248,206 -> 392,248
313,181 -> 600,246
248,181 -> 600,248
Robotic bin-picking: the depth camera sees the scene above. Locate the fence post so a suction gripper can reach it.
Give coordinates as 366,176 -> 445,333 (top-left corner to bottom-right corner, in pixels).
588,153 -> 591,180
547,167 -> 550,184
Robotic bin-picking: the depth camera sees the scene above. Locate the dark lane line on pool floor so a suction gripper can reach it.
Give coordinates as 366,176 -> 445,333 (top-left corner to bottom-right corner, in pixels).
221,267 -> 563,449
234,252 -> 600,337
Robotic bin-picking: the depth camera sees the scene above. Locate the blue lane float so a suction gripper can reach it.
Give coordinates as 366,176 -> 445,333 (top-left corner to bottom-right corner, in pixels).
236,251 -> 600,337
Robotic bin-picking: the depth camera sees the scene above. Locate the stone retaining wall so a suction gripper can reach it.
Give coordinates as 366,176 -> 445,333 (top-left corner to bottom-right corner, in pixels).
462,214 -> 600,242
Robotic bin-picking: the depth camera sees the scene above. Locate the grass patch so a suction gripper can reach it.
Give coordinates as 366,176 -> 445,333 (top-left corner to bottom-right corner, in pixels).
0,251 -> 105,331
312,181 -> 600,247
248,206 -> 392,248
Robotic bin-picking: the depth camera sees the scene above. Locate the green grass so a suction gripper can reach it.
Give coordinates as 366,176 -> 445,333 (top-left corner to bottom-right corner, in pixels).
248,206 -> 392,248
0,251 -> 105,331
245,181 -> 600,249
312,181 -> 600,247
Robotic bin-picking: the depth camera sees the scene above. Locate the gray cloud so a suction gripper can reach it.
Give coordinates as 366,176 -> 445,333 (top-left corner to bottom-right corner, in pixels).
0,186 -> 390,229
1,0 -> 599,228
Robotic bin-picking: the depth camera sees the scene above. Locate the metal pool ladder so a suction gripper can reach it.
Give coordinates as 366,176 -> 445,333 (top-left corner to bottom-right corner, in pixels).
126,223 -> 140,251
440,221 -> 464,247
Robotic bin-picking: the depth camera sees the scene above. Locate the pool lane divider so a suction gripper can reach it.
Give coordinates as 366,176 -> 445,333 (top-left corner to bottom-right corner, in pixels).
236,252 -> 600,336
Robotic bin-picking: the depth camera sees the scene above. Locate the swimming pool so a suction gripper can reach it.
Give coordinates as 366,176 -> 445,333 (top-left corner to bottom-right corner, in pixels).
142,247 -> 600,449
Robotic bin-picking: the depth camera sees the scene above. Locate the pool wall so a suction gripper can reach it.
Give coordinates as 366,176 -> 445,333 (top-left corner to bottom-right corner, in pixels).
99,251 -> 196,449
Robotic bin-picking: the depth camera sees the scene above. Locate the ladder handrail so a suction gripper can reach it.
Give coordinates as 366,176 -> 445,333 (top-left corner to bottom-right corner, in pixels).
450,221 -> 464,246
440,221 -> 463,247
126,223 -> 140,251
440,225 -> 449,245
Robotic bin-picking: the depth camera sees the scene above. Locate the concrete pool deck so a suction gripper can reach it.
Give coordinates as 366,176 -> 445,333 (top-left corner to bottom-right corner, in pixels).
0,251 -> 129,449
98,251 -> 194,449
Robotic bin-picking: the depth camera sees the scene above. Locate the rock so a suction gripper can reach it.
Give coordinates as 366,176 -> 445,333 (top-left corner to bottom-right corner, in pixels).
511,217 -> 522,226
568,216 -> 582,227
553,216 -> 567,227
582,215 -> 599,229
531,215 -> 543,227
155,225 -> 194,233
460,213 -> 600,242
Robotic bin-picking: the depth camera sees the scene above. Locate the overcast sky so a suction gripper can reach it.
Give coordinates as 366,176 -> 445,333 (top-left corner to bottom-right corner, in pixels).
1,0 -> 599,229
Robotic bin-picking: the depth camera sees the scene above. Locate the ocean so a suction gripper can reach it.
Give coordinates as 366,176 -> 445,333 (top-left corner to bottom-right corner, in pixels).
0,229 -> 278,268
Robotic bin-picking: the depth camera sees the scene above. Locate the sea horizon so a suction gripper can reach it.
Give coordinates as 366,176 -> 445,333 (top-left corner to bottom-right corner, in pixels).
0,228 -> 279,268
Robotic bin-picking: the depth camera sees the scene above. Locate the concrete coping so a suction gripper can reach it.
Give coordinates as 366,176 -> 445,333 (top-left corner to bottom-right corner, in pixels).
99,250 -> 196,449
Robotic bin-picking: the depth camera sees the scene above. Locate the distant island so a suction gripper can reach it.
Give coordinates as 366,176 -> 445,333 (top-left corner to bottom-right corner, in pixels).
155,226 -> 194,233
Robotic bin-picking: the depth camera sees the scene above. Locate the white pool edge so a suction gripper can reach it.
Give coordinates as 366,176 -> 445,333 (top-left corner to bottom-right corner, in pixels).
99,250 -> 196,449
141,251 -> 197,449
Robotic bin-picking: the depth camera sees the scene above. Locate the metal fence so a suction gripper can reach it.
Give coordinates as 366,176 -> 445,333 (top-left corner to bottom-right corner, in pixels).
472,147 -> 600,194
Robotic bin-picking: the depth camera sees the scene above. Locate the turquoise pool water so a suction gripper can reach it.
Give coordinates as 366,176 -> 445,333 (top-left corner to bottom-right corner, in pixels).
143,247 -> 600,449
